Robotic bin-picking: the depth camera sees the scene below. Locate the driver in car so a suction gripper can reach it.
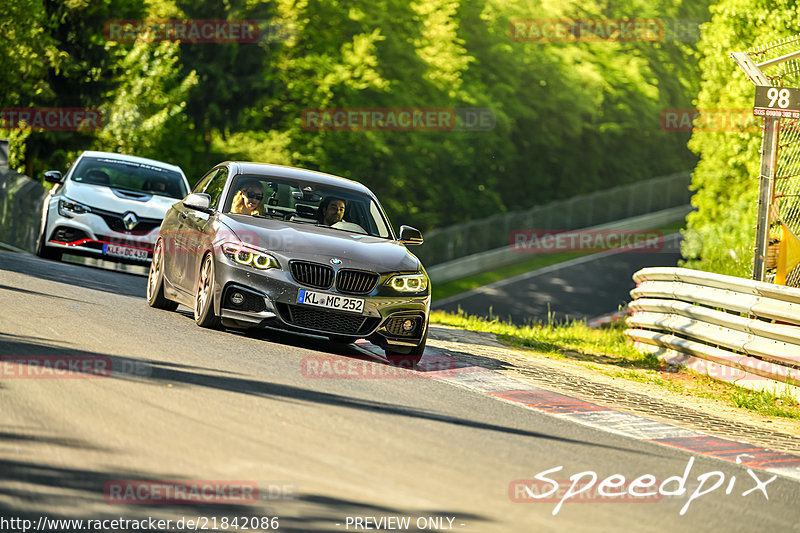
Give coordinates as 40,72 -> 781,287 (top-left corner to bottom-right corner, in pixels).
320,197 -> 346,226
149,179 -> 168,194
318,197 -> 366,233
231,180 -> 266,216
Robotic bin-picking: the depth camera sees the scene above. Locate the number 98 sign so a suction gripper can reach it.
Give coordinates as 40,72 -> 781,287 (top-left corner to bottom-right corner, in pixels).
754,85 -> 800,117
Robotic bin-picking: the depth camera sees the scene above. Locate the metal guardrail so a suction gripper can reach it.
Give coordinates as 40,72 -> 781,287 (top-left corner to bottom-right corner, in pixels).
416,171 -> 692,266
625,267 -> 800,388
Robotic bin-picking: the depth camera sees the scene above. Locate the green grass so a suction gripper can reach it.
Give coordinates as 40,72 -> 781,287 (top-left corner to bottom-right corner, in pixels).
430,308 -> 659,368
728,387 -> 800,418
430,309 -> 800,421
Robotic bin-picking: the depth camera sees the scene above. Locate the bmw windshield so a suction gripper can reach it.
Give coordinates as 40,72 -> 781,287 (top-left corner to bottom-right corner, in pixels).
222,175 -> 393,239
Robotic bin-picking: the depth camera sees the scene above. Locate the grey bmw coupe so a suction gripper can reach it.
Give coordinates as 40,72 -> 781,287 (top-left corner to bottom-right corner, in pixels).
147,162 -> 430,367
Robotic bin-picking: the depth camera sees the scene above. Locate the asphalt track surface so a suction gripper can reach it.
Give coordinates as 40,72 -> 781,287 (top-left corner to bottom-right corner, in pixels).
434,234 -> 684,325
1,249 -> 799,532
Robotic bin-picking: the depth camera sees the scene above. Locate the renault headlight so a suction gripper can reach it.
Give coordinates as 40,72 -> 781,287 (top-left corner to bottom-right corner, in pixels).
58,198 -> 92,217
222,243 -> 280,270
387,273 -> 428,293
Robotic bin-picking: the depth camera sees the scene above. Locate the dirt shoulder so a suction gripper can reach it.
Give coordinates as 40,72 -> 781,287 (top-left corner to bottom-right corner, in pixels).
427,325 -> 800,454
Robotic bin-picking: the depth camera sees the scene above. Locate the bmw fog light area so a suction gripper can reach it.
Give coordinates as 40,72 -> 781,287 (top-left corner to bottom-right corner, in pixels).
222,243 -> 280,270
387,273 -> 428,293
58,198 -> 93,217
221,285 -> 268,314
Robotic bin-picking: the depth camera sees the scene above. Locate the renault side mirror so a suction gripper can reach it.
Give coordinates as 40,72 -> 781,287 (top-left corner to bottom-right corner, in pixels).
44,170 -> 63,184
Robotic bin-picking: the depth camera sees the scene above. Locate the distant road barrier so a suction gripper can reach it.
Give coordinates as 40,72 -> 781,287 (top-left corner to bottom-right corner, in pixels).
428,206 -> 690,284
417,171 -> 692,267
626,267 -> 800,390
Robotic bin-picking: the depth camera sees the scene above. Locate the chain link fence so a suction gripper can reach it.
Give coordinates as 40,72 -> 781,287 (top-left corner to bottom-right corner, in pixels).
775,112 -> 800,286
763,38 -> 800,286
415,172 -> 692,267
736,36 -> 800,285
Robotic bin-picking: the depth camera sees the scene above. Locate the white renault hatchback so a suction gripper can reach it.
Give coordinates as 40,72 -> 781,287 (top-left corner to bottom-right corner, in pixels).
35,151 -> 190,264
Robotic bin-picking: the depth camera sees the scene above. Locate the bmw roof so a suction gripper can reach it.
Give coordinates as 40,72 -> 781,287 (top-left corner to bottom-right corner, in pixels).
226,162 -> 375,196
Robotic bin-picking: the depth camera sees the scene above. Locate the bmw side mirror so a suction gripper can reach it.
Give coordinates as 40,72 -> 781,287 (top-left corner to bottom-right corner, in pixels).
399,225 -> 423,245
44,170 -> 63,184
183,193 -> 212,212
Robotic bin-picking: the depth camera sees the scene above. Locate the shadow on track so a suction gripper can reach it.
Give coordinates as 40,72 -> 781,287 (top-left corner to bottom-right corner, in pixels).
0,250 -> 145,299
0,333 -> 648,453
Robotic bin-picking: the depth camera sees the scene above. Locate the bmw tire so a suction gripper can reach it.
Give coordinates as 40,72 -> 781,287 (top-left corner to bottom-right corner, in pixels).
146,239 -> 178,311
195,253 -> 221,328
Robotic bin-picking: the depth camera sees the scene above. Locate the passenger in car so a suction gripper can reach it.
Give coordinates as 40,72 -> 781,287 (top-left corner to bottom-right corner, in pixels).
147,179 -> 168,194
231,180 -> 266,216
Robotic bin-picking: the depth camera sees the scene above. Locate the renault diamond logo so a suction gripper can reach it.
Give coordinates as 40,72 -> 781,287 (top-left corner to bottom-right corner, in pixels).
330,258 -> 342,265
122,212 -> 139,231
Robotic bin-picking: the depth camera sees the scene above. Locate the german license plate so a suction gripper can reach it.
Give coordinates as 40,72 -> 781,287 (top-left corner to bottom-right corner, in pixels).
103,243 -> 149,260
297,289 -> 364,314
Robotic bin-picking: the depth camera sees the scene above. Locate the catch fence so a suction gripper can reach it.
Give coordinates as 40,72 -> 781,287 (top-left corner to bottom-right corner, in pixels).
416,172 -> 691,266
732,35 -> 800,285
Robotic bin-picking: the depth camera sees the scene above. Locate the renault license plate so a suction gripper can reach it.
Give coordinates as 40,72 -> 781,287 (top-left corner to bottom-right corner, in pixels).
103,243 -> 149,260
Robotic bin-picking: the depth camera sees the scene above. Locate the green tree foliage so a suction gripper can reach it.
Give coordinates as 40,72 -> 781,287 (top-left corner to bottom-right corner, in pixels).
173,0 -> 281,171
0,0 -> 62,108
0,0 -> 62,171
680,0 -> 799,276
492,0 -> 710,202
6,0 -> 709,232
95,41 -> 198,164
26,0 -> 148,175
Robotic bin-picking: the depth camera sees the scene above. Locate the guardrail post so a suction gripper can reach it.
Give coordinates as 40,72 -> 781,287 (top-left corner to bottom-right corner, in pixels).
0,140 -> 8,171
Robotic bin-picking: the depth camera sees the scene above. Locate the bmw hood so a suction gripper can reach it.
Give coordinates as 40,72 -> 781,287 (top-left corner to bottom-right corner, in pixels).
219,215 -> 423,273
62,181 -> 178,219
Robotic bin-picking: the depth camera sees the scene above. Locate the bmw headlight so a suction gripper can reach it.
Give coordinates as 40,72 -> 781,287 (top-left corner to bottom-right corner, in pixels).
387,273 -> 428,293
222,243 -> 280,270
58,198 -> 93,217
